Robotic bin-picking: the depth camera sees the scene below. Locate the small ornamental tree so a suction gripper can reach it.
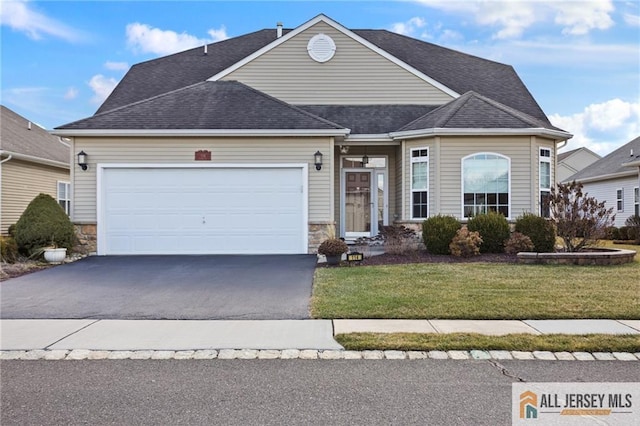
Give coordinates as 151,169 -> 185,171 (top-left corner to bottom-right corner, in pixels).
547,181 -> 615,252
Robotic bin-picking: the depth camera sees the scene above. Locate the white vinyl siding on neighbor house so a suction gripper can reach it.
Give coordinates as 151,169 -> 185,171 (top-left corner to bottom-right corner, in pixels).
580,176 -> 638,227
410,148 -> 429,219
72,137 -> 333,225
222,21 -> 454,105
0,159 -> 70,234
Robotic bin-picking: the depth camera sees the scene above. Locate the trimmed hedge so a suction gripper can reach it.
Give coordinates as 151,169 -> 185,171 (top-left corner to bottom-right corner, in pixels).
13,193 -> 75,255
467,212 -> 510,253
515,213 -> 556,253
422,215 -> 461,255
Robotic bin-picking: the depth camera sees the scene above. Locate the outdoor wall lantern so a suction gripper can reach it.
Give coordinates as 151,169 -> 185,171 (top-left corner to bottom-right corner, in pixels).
77,151 -> 88,171
362,154 -> 369,165
314,151 -> 323,171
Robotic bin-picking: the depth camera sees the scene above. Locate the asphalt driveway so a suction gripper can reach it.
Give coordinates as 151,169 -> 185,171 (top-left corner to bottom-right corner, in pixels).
0,255 -> 317,320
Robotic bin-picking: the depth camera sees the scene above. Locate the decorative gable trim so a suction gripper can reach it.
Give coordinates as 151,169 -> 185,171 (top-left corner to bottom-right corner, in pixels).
207,14 -> 459,99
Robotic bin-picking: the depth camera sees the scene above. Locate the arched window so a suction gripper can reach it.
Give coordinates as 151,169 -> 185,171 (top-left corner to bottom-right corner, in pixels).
462,153 -> 510,218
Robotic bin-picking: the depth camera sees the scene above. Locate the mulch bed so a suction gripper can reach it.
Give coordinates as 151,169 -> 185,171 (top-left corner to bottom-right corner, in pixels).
358,251 -> 518,266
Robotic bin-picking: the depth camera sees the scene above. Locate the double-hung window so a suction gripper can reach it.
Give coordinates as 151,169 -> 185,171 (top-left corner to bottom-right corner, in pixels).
616,189 -> 624,212
57,181 -> 71,215
411,148 -> 429,219
635,187 -> 639,216
463,153 -> 510,218
539,148 -> 551,217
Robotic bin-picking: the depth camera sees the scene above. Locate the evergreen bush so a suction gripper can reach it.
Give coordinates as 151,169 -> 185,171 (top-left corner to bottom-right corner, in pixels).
422,215 -> 461,255
467,211 -> 510,253
515,213 -> 556,253
13,193 -> 76,256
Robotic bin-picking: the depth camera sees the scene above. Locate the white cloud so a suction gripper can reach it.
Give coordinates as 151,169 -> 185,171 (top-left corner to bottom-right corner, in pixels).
88,74 -> 117,105
105,61 -> 129,71
415,0 -> 616,38
391,17 -> 426,36
0,0 -> 82,42
624,12 -> 640,26
553,1 -> 614,35
550,99 -> 640,155
64,87 -> 78,100
126,22 -> 228,56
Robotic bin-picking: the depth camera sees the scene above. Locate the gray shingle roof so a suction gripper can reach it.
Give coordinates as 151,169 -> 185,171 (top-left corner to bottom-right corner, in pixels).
94,22 -> 550,125
566,136 -> 640,181
398,91 -> 561,132
298,105 -> 437,134
1,106 -> 69,165
57,81 -> 345,131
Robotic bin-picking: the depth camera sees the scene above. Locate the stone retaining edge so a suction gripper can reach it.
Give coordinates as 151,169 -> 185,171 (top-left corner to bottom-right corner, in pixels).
1,349 -> 638,361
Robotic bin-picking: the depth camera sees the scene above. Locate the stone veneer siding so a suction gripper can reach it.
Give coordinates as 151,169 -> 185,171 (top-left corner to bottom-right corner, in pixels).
74,224 -> 97,255
309,221 -> 336,253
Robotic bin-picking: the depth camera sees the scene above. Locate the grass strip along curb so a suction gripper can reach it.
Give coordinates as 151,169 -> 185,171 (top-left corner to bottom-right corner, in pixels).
335,333 -> 640,353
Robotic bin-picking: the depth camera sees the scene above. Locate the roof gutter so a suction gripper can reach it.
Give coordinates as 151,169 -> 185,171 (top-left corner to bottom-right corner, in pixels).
571,170 -> 636,184
389,127 -> 573,140
51,128 -> 351,138
621,159 -> 640,168
0,154 -> 12,164
0,150 -> 69,169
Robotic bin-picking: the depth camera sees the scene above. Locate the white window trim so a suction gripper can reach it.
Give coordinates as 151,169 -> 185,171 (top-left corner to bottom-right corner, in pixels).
461,152 -> 511,220
634,187 -> 639,216
57,181 -> 71,215
616,188 -> 624,212
410,147 -> 429,220
539,149 -> 551,191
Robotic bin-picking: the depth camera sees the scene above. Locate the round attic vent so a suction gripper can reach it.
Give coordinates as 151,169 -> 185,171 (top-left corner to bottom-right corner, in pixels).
307,33 -> 336,63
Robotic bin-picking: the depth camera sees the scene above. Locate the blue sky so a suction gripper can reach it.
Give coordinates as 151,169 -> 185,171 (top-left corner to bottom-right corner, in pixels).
1,0 -> 638,155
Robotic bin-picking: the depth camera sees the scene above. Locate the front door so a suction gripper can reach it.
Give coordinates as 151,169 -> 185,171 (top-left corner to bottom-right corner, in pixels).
344,170 -> 373,238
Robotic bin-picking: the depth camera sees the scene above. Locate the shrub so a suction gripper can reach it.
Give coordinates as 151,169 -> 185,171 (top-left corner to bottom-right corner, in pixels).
7,223 -> 16,237
317,238 -> 349,257
1,236 -> 19,263
549,181 -> 615,252
467,211 -> 510,253
422,215 -> 461,255
514,213 -> 556,253
605,226 -> 620,240
504,232 -> 534,255
13,193 -> 76,256
624,215 -> 640,243
449,227 -> 482,258
380,225 -> 419,255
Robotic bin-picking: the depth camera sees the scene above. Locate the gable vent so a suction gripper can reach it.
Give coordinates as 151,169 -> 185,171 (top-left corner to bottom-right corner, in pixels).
307,33 -> 336,63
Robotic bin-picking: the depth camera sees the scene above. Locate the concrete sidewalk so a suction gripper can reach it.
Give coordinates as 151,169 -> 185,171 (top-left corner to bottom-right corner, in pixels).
1,319 -> 639,351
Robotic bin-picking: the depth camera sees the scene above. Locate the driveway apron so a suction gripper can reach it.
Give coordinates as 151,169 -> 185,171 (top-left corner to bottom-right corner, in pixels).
0,255 -> 317,320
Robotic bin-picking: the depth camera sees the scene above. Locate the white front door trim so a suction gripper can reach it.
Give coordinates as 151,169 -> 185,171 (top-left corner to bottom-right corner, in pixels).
96,163 -> 309,255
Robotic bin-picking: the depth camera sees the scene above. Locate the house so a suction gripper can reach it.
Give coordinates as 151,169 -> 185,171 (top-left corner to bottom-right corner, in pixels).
565,136 -> 640,227
557,147 -> 601,183
0,106 -> 71,235
53,14 -> 571,255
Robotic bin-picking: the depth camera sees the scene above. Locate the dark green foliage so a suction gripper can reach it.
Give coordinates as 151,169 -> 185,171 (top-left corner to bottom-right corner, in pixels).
605,227 -> 620,240
7,223 -> 16,237
515,213 -> 557,253
13,193 -> 75,255
624,215 -> 640,243
467,212 -> 510,253
1,236 -> 19,263
422,215 -> 461,255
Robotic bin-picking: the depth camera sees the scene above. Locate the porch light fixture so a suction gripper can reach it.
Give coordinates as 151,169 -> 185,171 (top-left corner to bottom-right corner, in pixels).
362,154 -> 369,165
314,151 -> 323,171
77,151 -> 88,171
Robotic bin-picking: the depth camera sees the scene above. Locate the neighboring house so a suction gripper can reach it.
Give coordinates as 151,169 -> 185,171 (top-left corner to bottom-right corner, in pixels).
53,14 -> 571,255
566,136 -> 640,228
0,106 -> 71,235
557,147 -> 601,183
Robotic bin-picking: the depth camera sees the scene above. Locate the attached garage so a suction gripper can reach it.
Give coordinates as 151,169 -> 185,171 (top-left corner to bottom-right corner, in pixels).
97,164 -> 308,255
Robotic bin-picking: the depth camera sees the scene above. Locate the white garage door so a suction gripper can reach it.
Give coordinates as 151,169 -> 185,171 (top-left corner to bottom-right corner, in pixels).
100,166 -> 306,255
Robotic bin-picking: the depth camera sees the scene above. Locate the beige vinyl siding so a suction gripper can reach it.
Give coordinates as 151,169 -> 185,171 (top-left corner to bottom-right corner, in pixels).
403,136 -> 541,220
72,137 -> 333,223
1,159 -> 70,234
333,145 -> 397,236
223,22 -> 454,105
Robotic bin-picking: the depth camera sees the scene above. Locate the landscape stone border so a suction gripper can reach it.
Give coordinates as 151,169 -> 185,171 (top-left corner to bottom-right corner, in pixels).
1,350 -> 638,361
517,248 -> 636,265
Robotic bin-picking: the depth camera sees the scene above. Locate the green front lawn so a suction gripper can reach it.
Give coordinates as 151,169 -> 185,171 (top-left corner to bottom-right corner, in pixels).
311,245 -> 640,320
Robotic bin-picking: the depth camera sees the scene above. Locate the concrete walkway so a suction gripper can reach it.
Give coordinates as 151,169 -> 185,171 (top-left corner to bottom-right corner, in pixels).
1,319 -> 639,351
